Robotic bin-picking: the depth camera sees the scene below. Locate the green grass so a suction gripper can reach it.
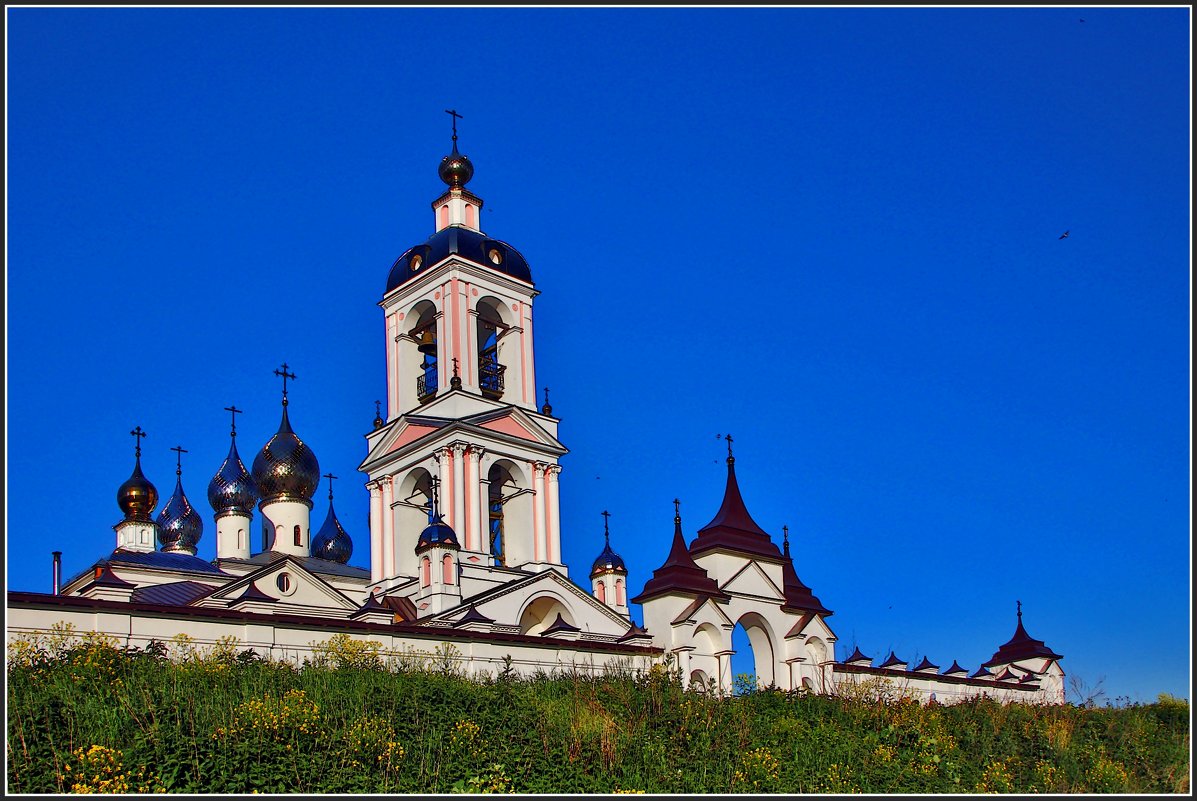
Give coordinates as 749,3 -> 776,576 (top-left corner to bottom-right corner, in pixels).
6,632 -> 1190,794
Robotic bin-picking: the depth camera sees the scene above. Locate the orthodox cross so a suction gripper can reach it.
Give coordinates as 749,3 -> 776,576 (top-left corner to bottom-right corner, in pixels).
601,510 -> 611,543
445,108 -> 462,144
1017,600 -> 1022,620
543,386 -> 550,406
170,445 -> 188,476
274,363 -> 296,404
783,525 -> 790,557
429,475 -> 442,517
673,498 -> 681,520
452,357 -> 460,378
324,472 -> 337,501
717,433 -> 734,459
130,426 -> 147,458
224,405 -> 242,437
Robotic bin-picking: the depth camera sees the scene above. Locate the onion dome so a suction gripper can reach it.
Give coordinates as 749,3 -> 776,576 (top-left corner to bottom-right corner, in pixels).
438,141 -> 474,189
386,226 -> 533,293
982,602 -> 1063,667
251,401 -> 320,505
590,512 -> 627,578
311,475 -> 353,564
157,451 -> 203,555
117,444 -> 158,522
208,428 -> 257,517
415,477 -> 459,550
630,501 -> 728,605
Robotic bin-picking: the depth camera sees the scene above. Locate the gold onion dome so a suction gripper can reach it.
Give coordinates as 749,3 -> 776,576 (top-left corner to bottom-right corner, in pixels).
438,142 -> 474,188
251,404 -> 320,504
312,501 -> 353,563
157,474 -> 203,554
208,437 -> 258,516
117,453 -> 158,521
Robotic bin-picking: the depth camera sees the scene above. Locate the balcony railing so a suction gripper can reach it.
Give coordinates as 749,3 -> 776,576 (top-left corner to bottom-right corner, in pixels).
479,359 -> 506,399
417,368 -> 438,403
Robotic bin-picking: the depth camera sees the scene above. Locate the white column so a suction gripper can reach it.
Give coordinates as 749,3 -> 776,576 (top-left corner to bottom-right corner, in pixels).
546,464 -> 562,564
466,308 -> 479,393
478,464 -> 492,558
381,476 -> 395,578
522,304 -> 535,407
369,482 -> 383,582
435,307 -> 448,392
531,461 -> 545,563
467,448 -> 484,551
451,443 -> 466,535
386,313 -> 399,419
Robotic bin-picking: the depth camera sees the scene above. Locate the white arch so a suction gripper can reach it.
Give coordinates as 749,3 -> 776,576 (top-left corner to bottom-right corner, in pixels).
394,466 -> 434,578
735,612 -> 778,689
518,593 -> 576,635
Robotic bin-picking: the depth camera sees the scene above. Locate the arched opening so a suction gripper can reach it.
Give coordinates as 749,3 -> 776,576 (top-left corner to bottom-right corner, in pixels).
465,203 -> 476,228
438,205 -> 449,230
801,677 -> 813,691
806,637 -> 828,693
690,669 -> 710,693
293,525 -> 302,547
476,298 -> 509,400
237,529 -> 244,550
732,613 -> 776,692
409,301 -> 439,404
486,460 -> 530,566
421,556 -> 431,587
595,580 -> 606,604
518,595 -> 574,635
395,468 -> 434,577
690,623 -> 723,693
442,554 -> 454,585
615,578 -> 625,606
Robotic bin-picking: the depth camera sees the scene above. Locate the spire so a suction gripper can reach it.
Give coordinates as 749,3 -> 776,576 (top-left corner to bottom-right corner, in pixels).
312,472 -> 353,563
630,500 -> 727,605
689,440 -> 783,560
778,525 -> 832,615
983,602 -> 1062,667
157,445 -> 202,554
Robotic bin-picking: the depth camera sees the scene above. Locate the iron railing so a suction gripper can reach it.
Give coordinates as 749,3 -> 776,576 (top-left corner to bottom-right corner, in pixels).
417,368 -> 438,402
479,359 -> 506,398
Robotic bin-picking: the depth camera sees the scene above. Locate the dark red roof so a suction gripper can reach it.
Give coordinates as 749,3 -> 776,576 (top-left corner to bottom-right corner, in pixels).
878,651 -> 906,668
983,610 -> 1062,667
630,513 -> 728,605
542,613 -> 580,635
942,660 -> 968,675
688,459 -> 784,561
843,646 -> 872,664
911,656 -> 939,672
780,539 -> 832,616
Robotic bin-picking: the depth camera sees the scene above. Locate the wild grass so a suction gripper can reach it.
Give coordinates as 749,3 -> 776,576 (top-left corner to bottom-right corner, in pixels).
6,629 -> 1190,794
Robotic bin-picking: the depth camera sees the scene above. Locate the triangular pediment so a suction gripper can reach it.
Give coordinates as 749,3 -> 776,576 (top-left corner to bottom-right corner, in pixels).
720,561 -> 785,602
198,557 -> 358,614
672,595 -> 734,627
459,406 -> 562,449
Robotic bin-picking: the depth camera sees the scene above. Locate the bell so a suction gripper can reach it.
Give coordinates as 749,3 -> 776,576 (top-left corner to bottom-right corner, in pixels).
417,330 -> 436,355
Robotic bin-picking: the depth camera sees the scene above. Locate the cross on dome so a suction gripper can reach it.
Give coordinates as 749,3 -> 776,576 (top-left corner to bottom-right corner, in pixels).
224,405 -> 242,437
170,445 -> 188,476
273,363 -> 296,405
130,426 -> 147,458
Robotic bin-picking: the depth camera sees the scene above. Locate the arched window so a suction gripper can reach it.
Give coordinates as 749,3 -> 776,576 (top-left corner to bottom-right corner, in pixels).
465,203 -> 476,228
442,554 -> 454,585
294,525 -> 302,547
237,529 -> 245,550
615,578 -> 625,606
438,205 -> 449,229
596,581 -> 606,603
421,556 -> 431,587
476,300 -> 507,400
487,463 -> 513,566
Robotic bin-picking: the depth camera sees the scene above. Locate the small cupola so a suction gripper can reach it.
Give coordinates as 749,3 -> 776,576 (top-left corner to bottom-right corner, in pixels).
251,364 -> 320,505
312,473 -> 353,564
157,445 -> 203,555
117,426 -> 158,522
590,510 -> 628,578
208,406 -> 257,517
431,109 -> 484,233
416,476 -> 459,551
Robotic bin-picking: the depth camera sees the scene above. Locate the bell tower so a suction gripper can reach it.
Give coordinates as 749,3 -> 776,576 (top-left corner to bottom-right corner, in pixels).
360,116 -> 569,597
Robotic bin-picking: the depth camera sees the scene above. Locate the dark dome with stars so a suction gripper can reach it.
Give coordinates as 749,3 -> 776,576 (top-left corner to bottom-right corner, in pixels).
386,226 -> 532,293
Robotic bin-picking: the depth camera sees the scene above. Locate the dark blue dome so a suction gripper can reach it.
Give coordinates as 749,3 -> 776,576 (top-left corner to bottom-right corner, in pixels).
590,540 -> 627,578
208,439 -> 258,516
251,405 -> 320,504
386,226 -> 532,293
157,476 -> 203,554
311,502 -> 353,564
416,516 -> 459,550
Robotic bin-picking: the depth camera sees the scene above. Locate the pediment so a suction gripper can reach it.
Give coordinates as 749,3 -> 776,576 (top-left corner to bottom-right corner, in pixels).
198,557 -> 358,613
720,561 -> 785,602
460,406 -> 564,450
672,595 -> 734,628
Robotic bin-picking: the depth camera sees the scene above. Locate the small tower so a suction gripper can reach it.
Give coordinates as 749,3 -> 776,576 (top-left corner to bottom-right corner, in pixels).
251,364 -> 320,557
209,405 -> 257,560
590,511 -> 629,617
312,473 -> 353,563
413,477 -> 461,615
157,446 -> 203,555
114,426 -> 158,552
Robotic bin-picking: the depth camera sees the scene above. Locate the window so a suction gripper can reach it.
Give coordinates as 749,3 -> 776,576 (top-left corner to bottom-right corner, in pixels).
237,529 -> 245,550
615,578 -> 625,606
277,573 -> 292,594
421,556 -> 431,587
294,525 -> 302,547
596,581 -> 606,603
442,554 -> 454,585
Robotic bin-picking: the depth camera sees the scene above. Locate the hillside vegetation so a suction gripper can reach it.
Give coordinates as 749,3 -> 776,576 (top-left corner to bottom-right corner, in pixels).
6,627 -> 1190,794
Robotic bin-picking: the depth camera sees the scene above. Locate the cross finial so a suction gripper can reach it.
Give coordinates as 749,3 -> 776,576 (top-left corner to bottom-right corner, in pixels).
541,386 -> 553,415
130,426 -> 147,458
445,108 -> 462,146
783,525 -> 790,558
717,433 -> 734,461
170,445 -> 188,476
223,405 -> 242,438
452,357 -> 460,378
324,472 -> 337,502
430,475 -> 442,518
273,363 -> 296,405
673,498 -> 681,521
601,510 -> 611,543
1017,600 -> 1022,620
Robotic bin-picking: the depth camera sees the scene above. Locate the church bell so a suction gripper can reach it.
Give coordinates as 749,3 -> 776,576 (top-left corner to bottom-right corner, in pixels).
417,329 -> 436,355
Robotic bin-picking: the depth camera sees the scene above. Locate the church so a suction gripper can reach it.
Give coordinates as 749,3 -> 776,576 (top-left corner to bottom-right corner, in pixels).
6,127 -> 1065,705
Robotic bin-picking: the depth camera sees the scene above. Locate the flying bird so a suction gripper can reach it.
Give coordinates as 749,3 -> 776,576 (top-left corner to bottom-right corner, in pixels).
1058,230 -> 1070,240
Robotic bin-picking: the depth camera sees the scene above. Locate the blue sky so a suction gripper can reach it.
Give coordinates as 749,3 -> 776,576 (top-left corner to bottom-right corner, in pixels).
6,7 -> 1190,703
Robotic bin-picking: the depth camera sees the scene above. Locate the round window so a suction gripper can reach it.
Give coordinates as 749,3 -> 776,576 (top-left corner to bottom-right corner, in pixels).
488,248 -> 503,265
410,254 -> 423,272
276,573 -> 294,595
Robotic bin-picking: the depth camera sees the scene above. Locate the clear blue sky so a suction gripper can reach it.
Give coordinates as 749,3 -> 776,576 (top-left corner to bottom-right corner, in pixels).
6,7 -> 1190,704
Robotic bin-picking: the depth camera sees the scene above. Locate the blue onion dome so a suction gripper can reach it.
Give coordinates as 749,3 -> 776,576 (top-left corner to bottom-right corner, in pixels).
251,403 -> 320,505
208,437 -> 258,517
590,513 -> 627,578
157,474 -> 203,554
416,516 -> 459,550
312,501 -> 353,563
438,142 -> 474,188
117,452 -> 158,521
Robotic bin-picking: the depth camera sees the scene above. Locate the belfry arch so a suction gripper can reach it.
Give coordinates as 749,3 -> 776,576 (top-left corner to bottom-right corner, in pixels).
734,612 -> 777,689
475,296 -> 516,401
485,459 -> 532,567
394,467 -> 434,577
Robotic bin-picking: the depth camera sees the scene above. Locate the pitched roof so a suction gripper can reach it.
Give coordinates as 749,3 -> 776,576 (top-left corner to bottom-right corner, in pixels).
688,458 -> 784,561
541,613 -> 580,635
630,513 -> 727,605
843,646 -> 872,665
878,651 -> 906,668
942,660 -> 968,675
911,656 -> 939,672
983,609 -> 1063,666
130,580 -> 214,606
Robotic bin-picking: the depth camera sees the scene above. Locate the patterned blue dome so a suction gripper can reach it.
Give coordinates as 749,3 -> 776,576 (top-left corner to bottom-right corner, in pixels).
416,516 -> 459,550
251,405 -> 320,504
311,501 -> 353,564
590,539 -> 627,577
208,438 -> 257,516
157,475 -> 203,554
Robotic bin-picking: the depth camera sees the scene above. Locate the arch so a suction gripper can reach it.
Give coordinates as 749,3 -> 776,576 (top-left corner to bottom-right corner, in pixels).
690,669 -> 710,692
237,529 -> 245,550
485,458 -> 531,566
615,578 -> 626,606
475,296 -> 512,400
806,637 -> 829,693
595,580 -> 606,604
690,623 -> 723,693
734,612 -> 777,690
518,593 -> 575,635
464,203 -> 476,228
294,525 -> 302,547
395,467 -> 435,577
442,554 -> 454,584
400,300 -> 439,408
421,556 -> 431,587
438,205 -> 449,229
801,677 -> 813,691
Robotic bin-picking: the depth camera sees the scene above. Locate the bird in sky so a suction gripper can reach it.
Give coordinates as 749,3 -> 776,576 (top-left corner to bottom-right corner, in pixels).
1059,230 -> 1070,240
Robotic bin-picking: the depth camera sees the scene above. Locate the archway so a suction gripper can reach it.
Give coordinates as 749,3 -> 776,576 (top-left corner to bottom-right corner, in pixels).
690,623 -> 723,692
485,459 -> 531,566
518,594 -> 575,636
732,613 -> 776,692
394,467 -> 434,577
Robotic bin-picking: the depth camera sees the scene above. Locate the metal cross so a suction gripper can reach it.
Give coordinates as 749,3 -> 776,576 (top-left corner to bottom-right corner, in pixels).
375,400 -> 382,418
130,426 -> 147,458
723,433 -> 734,459
324,472 -> 337,501
170,445 -> 188,476
430,475 -> 442,515
224,405 -> 242,437
1017,600 -> 1022,619
445,108 -> 462,143
543,386 -> 550,406
783,525 -> 789,546
274,363 -> 296,402
673,498 -> 681,519
452,357 -> 460,378
601,510 -> 611,541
